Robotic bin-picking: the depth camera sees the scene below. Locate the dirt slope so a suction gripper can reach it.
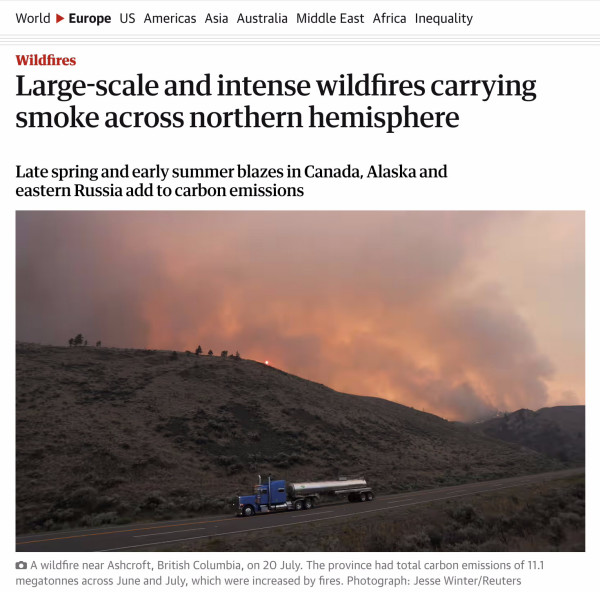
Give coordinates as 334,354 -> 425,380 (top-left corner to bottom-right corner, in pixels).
473,406 -> 585,463
16,343 -> 560,533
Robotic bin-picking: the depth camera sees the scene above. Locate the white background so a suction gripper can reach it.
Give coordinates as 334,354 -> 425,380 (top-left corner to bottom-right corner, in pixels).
2,1 -> 597,590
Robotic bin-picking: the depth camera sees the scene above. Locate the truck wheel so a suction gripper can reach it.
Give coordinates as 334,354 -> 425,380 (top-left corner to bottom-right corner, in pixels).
243,505 -> 255,517
366,492 -> 374,501
359,492 -> 367,502
304,498 -> 313,510
294,499 -> 304,511
348,494 -> 356,503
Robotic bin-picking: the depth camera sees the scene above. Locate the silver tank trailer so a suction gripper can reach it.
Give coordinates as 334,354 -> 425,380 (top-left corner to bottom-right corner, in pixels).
288,479 -> 368,497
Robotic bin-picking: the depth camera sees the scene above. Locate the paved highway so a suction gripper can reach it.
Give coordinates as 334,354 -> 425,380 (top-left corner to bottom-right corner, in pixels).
16,467 -> 583,552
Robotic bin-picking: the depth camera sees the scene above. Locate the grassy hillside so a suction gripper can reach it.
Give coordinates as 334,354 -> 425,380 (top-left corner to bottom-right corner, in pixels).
473,406 -> 585,463
16,343 -> 560,533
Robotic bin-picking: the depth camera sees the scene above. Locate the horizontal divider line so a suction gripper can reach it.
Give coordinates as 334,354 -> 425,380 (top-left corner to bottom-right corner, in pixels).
2,33 -> 598,37
3,42 -> 597,45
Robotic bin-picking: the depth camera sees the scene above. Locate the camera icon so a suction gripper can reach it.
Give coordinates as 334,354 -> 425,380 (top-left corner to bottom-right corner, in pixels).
15,561 -> 28,570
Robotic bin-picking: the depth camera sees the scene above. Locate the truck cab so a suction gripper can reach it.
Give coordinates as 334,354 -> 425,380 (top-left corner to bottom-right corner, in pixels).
237,478 -> 288,516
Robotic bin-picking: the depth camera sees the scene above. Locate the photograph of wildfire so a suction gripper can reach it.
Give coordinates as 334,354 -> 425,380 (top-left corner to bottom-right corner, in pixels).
16,211 -> 585,551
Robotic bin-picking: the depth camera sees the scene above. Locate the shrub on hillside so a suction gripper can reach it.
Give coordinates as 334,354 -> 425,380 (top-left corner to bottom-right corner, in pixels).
66,486 -> 99,512
141,491 -> 167,510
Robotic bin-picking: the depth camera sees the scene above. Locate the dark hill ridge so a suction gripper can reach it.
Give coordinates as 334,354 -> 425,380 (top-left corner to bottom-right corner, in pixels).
16,342 -> 560,533
473,406 -> 585,463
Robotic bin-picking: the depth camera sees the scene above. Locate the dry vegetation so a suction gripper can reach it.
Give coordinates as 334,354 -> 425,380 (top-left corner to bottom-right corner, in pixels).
177,476 -> 585,552
16,343 -> 561,534
473,407 -> 585,463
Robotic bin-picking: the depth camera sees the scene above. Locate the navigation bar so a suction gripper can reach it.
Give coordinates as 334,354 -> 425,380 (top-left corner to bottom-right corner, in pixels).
2,1 -> 600,37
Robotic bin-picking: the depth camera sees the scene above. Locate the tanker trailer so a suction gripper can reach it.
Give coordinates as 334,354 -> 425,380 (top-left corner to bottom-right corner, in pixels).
236,475 -> 374,516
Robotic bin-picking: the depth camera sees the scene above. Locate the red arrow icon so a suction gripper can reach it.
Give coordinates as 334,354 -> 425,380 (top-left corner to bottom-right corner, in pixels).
56,14 -> 64,23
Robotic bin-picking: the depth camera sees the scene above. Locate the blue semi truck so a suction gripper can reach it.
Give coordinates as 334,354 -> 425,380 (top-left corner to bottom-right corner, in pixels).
236,475 -> 374,516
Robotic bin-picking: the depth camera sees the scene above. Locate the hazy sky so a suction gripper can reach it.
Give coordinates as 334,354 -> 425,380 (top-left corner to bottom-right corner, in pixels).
16,211 -> 584,420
